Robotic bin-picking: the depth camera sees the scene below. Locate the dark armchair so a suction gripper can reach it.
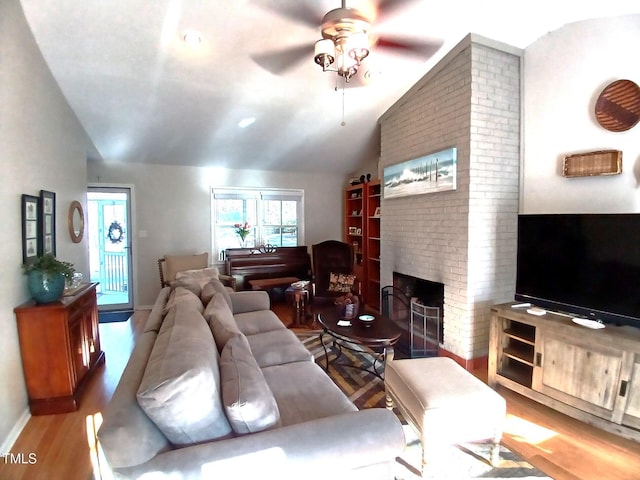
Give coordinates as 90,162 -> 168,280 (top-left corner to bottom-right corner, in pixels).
310,240 -> 361,305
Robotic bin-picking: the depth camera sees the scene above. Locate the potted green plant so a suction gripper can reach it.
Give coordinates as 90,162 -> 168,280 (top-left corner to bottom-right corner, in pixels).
22,253 -> 75,304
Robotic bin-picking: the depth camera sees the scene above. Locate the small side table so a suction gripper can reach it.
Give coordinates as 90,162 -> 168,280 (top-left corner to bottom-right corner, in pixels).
285,286 -> 309,327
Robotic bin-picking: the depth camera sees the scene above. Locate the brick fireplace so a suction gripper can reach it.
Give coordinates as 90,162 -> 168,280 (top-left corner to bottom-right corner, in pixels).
378,34 -> 521,366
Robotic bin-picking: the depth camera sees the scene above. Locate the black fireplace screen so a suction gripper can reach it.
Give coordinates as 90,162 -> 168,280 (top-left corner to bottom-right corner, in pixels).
382,279 -> 442,358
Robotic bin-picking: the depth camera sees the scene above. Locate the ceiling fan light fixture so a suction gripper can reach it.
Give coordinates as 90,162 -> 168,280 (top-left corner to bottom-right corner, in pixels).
347,32 -> 369,63
337,51 -> 358,81
314,39 -> 335,69
312,2 -> 372,83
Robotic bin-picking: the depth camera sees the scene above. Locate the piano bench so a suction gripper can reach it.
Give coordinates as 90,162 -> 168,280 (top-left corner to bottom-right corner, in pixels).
249,277 -> 300,296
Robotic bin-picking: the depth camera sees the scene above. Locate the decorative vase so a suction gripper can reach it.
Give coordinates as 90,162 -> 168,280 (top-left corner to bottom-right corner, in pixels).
28,270 -> 66,304
239,235 -> 250,248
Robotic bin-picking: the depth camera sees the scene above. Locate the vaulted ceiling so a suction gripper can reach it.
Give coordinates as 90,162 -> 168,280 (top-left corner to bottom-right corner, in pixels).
20,1 -> 639,174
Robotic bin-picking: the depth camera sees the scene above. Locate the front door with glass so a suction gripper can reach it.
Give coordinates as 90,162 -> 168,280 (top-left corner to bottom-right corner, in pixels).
87,187 -> 133,311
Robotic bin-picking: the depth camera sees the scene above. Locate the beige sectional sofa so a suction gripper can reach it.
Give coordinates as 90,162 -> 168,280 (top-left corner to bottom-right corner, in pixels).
98,272 -> 405,479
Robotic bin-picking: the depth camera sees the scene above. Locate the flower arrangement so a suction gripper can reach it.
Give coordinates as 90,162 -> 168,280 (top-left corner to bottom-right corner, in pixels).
234,222 -> 251,243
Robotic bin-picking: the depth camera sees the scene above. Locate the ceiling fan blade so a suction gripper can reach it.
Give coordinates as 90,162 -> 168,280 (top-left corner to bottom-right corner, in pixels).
251,44 -> 313,75
376,35 -> 444,59
375,0 -> 420,20
251,1 -> 322,28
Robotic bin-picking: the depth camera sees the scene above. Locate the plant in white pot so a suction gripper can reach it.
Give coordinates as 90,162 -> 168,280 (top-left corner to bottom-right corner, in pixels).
22,253 -> 75,304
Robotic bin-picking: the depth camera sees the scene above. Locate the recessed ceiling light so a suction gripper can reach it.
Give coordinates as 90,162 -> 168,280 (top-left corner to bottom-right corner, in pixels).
183,31 -> 202,48
238,117 -> 256,129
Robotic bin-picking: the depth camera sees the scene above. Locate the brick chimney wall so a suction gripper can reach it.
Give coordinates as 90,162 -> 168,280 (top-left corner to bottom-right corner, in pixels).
379,34 -> 521,361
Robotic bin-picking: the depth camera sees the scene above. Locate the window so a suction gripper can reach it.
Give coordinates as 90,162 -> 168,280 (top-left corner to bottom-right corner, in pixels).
212,188 -> 304,260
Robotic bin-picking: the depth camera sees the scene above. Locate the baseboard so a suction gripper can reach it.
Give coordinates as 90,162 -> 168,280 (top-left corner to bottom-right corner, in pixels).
1,408 -> 30,453
439,349 -> 488,371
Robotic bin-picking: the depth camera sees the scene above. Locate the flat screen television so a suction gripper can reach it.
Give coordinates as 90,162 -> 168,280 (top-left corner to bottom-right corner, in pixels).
515,213 -> 640,328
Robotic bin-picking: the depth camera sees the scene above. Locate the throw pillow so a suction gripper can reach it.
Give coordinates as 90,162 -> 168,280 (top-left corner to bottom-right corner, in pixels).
212,277 -> 233,310
172,276 -> 203,297
204,293 -> 241,353
137,305 -> 232,445
200,277 -> 229,306
162,286 -> 204,315
175,266 -> 220,290
328,272 -> 357,293
200,280 -> 218,305
163,253 -> 208,284
220,334 -> 281,434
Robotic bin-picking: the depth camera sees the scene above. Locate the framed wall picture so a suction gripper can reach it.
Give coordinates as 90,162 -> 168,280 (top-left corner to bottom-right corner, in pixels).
39,190 -> 56,256
383,147 -> 457,199
22,194 -> 40,264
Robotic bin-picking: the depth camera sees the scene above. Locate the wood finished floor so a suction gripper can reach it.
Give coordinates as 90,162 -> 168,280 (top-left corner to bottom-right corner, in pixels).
1,304 -> 639,480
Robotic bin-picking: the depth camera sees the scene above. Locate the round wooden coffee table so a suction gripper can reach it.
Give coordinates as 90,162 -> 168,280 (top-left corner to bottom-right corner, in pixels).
315,306 -> 402,379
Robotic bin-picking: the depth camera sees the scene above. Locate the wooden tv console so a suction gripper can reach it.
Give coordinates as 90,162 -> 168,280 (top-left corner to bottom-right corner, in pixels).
489,303 -> 640,442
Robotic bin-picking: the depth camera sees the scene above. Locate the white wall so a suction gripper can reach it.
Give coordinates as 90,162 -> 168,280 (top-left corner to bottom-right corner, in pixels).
87,161 -> 344,306
0,0 -> 98,450
522,15 -> 640,213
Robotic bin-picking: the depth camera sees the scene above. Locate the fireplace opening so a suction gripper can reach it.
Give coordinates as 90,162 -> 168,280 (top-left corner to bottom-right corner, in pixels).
382,272 -> 444,358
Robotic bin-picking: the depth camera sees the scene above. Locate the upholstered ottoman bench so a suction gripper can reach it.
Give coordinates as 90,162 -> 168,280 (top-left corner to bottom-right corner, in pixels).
385,356 -> 505,474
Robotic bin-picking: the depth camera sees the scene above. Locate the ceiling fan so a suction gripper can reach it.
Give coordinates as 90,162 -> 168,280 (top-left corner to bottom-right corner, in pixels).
252,0 -> 443,85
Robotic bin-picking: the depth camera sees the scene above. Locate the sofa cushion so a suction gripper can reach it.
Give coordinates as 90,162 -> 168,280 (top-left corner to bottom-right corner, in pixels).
164,253 -> 208,284
229,290 -> 271,314
246,329 -> 313,368
262,361 -> 357,426
204,293 -> 241,353
97,331 -> 171,469
143,287 -> 171,333
162,286 -> 204,316
220,334 -> 281,434
234,309 -> 286,336
136,304 -> 232,446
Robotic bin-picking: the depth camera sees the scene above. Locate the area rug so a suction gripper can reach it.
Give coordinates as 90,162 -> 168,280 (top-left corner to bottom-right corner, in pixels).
98,309 -> 133,323
296,332 -> 552,480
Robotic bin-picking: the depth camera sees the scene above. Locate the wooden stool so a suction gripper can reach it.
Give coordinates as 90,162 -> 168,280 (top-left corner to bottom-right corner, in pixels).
385,356 -> 505,474
285,286 -> 309,326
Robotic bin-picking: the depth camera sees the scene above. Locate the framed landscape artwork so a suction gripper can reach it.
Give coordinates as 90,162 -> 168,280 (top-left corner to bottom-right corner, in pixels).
383,147 -> 457,199
22,194 -> 40,264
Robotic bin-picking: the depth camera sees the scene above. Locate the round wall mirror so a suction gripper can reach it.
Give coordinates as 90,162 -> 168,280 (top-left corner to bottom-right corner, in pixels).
68,201 -> 85,243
